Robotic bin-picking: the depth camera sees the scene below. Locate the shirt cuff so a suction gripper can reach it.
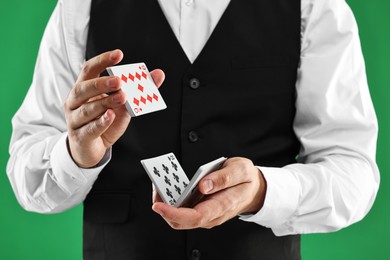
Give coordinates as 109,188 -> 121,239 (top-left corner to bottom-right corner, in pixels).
239,166 -> 300,235
50,134 -> 111,194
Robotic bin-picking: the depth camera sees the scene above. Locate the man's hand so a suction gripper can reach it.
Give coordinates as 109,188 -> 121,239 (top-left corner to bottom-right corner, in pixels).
64,49 -> 165,168
152,157 -> 267,229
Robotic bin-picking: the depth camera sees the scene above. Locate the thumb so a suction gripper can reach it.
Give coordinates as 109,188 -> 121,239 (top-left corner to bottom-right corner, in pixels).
150,69 -> 165,88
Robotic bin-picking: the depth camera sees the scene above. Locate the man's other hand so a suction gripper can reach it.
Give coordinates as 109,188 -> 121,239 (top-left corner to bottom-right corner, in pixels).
152,157 -> 267,229
64,49 -> 165,168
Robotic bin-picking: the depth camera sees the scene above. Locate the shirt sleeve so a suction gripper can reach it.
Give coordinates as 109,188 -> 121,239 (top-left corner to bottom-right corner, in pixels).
240,0 -> 380,235
5,0 -> 105,214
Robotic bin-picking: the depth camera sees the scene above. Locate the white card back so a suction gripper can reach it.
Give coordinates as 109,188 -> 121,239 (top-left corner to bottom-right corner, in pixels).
175,157 -> 226,207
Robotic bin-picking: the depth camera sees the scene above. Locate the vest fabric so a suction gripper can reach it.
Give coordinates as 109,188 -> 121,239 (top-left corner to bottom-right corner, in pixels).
84,0 -> 301,259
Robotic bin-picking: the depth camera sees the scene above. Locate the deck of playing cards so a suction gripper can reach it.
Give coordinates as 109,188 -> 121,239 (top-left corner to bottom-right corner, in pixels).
141,153 -> 226,208
107,63 -> 167,117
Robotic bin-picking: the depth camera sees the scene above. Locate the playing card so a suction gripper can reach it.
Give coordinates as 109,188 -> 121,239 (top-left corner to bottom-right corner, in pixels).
106,63 -> 167,117
141,153 -> 226,208
141,153 -> 189,206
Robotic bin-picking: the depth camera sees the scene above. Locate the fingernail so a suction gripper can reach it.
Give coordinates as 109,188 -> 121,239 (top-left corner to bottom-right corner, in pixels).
102,111 -> 109,121
202,180 -> 213,194
110,50 -> 118,60
108,77 -> 117,87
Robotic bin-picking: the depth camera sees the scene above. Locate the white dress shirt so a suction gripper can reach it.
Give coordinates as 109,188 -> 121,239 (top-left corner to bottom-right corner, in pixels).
7,0 -> 379,236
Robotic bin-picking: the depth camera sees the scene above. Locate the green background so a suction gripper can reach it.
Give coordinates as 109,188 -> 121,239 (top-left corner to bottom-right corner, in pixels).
0,0 -> 388,259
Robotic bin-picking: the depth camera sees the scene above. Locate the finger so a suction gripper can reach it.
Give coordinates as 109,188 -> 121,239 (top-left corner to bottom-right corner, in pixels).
201,215 -> 227,229
193,196 -> 229,224
68,91 -> 126,129
152,185 -> 163,203
67,76 -> 121,110
200,179 -> 261,216
73,109 -> 116,144
198,159 -> 253,195
150,69 -> 165,88
153,197 -> 229,230
191,185 -> 249,228
152,202 -> 203,229
77,49 -> 123,82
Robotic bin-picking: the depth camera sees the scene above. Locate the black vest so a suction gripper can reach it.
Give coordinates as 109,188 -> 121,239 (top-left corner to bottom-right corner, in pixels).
84,0 -> 301,259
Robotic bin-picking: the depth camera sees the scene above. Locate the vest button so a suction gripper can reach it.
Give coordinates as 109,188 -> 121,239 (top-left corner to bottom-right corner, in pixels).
188,131 -> 199,143
189,78 -> 201,89
191,249 -> 201,260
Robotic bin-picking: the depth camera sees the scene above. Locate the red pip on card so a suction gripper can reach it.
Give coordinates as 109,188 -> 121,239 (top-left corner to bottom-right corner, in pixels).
106,63 -> 167,117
